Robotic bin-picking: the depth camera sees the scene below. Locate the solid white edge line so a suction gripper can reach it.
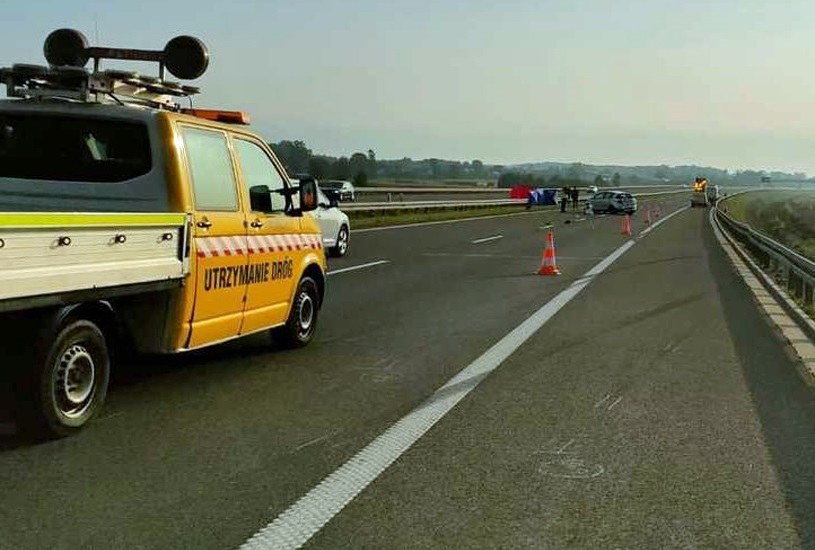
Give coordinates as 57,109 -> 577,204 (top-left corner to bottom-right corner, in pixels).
639,205 -> 689,237
241,239 -> 636,550
471,235 -> 504,244
327,260 -> 390,276
241,203 -> 687,550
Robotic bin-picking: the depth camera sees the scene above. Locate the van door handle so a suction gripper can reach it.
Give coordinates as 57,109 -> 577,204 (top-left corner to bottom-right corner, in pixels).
250,219 -> 264,228
196,219 -> 213,229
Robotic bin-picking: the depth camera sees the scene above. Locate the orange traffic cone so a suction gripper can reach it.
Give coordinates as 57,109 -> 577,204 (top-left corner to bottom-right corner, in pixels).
621,214 -> 632,236
538,231 -> 561,276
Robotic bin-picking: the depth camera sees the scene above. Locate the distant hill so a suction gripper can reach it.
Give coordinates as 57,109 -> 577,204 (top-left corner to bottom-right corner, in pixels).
505,161 -> 810,187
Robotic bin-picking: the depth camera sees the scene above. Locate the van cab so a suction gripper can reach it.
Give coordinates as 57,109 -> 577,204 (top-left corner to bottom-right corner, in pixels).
0,30 -> 327,437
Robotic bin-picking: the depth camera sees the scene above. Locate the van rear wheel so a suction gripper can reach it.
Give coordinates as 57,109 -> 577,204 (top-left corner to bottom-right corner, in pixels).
272,276 -> 320,348
15,318 -> 110,439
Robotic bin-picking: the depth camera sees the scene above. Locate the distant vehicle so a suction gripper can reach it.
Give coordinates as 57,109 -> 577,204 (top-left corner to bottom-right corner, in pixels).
690,190 -> 708,207
706,184 -> 721,203
321,180 -> 355,202
588,190 -> 637,214
309,186 -> 351,257
586,185 -> 599,194
692,177 -> 708,192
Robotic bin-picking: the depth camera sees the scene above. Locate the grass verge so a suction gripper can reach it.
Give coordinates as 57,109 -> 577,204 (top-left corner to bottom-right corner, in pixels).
722,190 -> 815,260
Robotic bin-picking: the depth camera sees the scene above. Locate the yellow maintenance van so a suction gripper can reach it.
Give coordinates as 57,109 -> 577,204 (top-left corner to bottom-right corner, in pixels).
0,30 -> 326,437
690,177 -> 709,207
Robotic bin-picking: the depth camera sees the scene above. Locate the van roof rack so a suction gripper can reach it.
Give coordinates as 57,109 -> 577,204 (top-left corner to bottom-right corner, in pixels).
0,29 -> 208,110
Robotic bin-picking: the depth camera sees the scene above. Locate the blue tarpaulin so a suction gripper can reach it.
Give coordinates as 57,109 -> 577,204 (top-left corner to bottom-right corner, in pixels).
528,188 -> 558,205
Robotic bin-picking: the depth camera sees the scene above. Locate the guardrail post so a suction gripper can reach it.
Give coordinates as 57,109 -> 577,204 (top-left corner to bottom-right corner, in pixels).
387,193 -> 392,203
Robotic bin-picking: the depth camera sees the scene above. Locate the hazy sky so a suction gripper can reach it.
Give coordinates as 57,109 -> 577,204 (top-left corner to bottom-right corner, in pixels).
2,0 -> 814,174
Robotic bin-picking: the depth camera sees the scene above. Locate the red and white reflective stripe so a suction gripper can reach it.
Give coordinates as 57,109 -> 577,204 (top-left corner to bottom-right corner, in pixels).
303,234 -> 318,249
195,234 -> 322,258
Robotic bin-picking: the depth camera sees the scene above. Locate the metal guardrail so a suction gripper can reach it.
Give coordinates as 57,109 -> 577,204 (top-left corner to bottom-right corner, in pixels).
342,198 -> 526,212
355,184 -> 685,194
356,187 -> 504,194
715,196 -> 815,314
344,189 -> 690,212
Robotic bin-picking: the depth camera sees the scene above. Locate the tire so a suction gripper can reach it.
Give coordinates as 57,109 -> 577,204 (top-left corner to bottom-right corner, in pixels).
329,225 -> 349,258
608,205 -> 618,214
15,318 -> 110,439
272,276 -> 320,348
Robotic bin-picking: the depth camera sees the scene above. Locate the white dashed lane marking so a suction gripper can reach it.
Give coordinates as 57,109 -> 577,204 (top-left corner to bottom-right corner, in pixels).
471,235 -> 504,244
327,260 -> 390,276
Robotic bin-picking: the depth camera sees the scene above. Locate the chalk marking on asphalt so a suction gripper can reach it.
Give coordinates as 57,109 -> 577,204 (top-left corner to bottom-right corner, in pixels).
594,394 -> 612,408
327,260 -> 390,276
607,396 -> 623,410
471,235 -> 504,244
294,434 -> 332,452
241,238 -> 636,550
557,438 -> 576,454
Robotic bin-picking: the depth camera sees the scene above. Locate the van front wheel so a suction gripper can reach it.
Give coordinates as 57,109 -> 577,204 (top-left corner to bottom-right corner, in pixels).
272,276 -> 320,348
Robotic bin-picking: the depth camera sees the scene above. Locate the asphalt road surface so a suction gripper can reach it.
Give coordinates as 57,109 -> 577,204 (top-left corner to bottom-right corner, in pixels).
2,193 -> 815,549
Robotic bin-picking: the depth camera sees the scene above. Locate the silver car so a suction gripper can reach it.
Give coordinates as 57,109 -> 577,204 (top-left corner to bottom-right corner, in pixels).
321,180 -> 355,202
589,190 -> 637,214
309,186 -> 351,257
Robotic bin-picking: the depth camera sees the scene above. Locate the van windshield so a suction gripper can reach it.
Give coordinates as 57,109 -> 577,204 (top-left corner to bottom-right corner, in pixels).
0,114 -> 151,182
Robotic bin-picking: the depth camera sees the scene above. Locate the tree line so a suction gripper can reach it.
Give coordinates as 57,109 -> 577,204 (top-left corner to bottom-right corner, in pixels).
268,140 -> 495,185
269,140 -> 811,188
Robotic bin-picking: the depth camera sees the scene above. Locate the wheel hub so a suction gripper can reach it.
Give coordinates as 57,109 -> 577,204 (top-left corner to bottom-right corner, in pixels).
55,344 -> 95,417
298,294 -> 314,333
337,229 -> 348,253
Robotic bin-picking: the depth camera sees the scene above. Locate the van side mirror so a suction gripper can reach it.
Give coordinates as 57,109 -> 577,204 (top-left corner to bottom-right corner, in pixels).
249,185 -> 273,212
298,177 -> 318,214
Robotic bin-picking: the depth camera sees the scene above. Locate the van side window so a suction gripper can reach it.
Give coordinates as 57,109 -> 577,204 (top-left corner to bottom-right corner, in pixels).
182,127 -> 238,211
234,139 -> 288,212
0,114 -> 151,182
